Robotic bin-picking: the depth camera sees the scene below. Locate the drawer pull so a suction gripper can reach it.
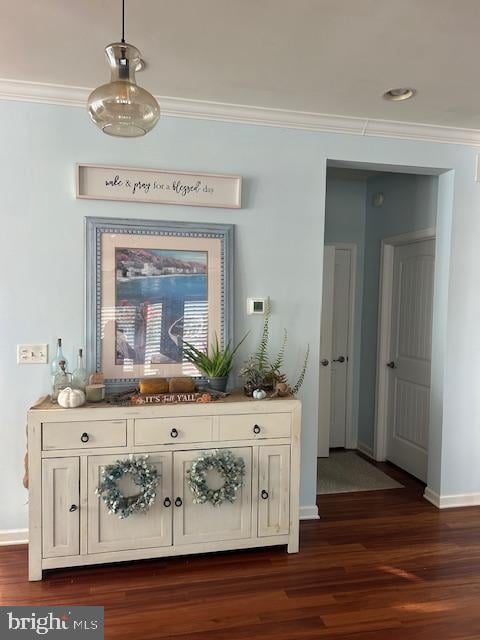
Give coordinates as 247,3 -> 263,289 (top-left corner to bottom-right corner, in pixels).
163,497 -> 172,508
253,424 -> 261,434
170,428 -> 179,438
261,490 -> 269,500
69,504 -> 78,512
80,432 -> 89,443
174,497 -> 183,507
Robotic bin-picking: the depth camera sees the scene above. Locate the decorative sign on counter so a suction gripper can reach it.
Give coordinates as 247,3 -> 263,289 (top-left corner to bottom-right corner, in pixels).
76,164 -> 242,209
130,392 -> 214,405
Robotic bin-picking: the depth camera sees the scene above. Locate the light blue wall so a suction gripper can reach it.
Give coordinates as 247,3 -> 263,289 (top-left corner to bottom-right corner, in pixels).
1,101 -> 326,530
1,99 -> 480,530
324,176 -> 367,447
357,174 -> 439,449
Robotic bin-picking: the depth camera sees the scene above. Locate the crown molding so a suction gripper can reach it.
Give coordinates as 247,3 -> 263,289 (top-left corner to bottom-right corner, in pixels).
1,77 -> 480,147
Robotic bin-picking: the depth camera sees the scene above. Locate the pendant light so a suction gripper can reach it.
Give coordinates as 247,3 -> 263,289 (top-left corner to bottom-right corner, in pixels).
87,0 -> 160,137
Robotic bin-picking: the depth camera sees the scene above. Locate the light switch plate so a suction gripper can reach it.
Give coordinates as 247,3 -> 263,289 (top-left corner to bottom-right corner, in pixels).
17,344 -> 48,364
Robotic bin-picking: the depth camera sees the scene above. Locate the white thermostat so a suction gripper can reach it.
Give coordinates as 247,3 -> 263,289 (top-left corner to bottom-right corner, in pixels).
247,298 -> 267,315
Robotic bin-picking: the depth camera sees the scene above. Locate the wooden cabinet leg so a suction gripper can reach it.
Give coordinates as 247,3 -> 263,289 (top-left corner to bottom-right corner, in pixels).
29,556 -> 42,581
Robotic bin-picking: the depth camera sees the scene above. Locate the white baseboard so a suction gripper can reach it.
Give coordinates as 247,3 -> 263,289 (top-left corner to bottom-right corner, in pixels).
356,442 -> 375,460
0,529 -> 28,546
300,505 -> 320,520
424,486 -> 480,509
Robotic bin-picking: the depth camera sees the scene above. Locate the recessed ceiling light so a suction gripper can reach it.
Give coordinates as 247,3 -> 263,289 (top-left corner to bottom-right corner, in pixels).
383,88 -> 416,101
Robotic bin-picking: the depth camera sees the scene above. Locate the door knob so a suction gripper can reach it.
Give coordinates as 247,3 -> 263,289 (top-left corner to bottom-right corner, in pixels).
333,356 -> 345,363
387,361 -> 396,369
69,504 -> 78,512
261,489 -> 269,500
320,359 -> 329,367
163,497 -> 172,507
174,497 -> 183,507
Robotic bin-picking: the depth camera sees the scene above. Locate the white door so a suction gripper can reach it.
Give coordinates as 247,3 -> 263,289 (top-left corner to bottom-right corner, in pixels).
258,445 -> 290,537
87,452 -> 173,553
329,248 -> 353,448
386,239 -> 435,481
319,246 -> 355,454
318,246 -> 335,456
42,457 -> 80,558
173,448 -> 252,545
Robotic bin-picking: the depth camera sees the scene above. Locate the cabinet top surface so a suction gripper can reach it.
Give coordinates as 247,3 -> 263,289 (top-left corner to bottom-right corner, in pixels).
28,390 -> 301,420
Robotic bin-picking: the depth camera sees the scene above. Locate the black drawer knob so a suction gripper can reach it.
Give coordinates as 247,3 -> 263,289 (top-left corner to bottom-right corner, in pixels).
69,504 -> 78,512
174,497 -> 183,507
163,497 -> 172,508
170,428 -> 179,438
261,490 -> 269,500
253,424 -> 261,434
80,432 -> 89,443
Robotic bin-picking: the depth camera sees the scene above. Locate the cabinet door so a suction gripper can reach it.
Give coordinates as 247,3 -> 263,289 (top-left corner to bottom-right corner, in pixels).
258,445 -> 290,537
87,452 -> 173,554
173,447 -> 252,546
42,457 -> 80,558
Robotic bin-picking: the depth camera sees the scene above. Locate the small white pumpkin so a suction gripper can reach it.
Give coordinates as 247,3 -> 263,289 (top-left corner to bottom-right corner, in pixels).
252,388 -> 267,400
58,387 -> 86,408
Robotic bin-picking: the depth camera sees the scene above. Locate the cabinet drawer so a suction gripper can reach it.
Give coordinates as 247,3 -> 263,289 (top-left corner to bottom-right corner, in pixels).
42,420 -> 127,450
134,416 -> 213,446
218,413 -> 291,440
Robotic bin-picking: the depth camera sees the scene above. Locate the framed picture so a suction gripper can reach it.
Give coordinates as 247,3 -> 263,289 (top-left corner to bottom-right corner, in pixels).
85,217 -> 234,390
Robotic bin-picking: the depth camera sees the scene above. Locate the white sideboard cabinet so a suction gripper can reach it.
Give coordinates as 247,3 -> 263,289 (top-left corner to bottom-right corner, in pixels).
27,393 -> 301,580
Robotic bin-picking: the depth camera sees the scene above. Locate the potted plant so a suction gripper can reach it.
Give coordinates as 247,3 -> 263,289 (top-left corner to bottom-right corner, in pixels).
182,334 -> 247,392
239,303 -> 309,397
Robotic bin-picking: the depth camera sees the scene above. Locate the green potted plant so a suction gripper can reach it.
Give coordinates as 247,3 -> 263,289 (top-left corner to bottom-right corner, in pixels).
239,303 -> 309,397
182,334 -> 247,392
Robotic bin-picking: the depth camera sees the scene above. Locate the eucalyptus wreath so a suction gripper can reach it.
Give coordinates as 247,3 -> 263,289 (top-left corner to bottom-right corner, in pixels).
187,449 -> 246,507
96,456 -> 159,519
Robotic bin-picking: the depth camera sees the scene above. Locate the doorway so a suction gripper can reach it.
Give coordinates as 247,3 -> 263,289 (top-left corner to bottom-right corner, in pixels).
318,166 -> 439,490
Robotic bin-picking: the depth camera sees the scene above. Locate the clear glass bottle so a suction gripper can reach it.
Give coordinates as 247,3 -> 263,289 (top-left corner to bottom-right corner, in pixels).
51,338 -> 69,401
52,362 -> 71,401
51,338 -> 68,377
72,348 -> 89,391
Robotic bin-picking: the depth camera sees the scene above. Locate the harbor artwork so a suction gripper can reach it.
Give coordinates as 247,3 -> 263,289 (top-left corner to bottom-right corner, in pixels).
115,248 -> 208,366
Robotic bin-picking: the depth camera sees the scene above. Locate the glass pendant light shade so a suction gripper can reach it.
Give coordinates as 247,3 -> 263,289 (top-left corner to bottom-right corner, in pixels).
87,42 -> 160,137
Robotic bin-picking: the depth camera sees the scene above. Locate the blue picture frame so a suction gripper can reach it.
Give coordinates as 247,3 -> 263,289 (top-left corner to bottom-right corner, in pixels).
85,217 -> 234,391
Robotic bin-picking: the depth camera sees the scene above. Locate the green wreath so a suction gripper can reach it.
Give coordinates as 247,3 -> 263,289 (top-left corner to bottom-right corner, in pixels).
96,456 -> 159,519
187,449 -> 246,507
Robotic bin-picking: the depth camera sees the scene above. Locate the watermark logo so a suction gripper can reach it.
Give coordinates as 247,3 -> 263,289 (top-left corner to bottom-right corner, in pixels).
0,607 -> 104,638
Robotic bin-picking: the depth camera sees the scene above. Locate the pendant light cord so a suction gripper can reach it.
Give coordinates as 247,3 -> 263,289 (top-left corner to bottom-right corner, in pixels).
121,0 -> 125,43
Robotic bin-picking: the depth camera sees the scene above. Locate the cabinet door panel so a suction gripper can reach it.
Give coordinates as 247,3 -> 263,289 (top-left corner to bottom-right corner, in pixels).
42,457 -> 80,558
258,445 -> 290,537
87,452 -> 172,553
173,448 -> 252,545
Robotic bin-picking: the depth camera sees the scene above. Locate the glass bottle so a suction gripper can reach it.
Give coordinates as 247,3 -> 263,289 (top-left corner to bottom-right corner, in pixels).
51,338 -> 69,401
51,338 -> 68,377
72,348 -> 89,391
52,362 -> 71,402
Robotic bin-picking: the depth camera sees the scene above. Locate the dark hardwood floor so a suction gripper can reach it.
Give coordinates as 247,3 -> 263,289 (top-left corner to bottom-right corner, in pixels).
2,459 -> 480,639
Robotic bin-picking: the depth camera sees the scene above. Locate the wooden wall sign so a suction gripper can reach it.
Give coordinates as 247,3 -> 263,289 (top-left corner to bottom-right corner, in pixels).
76,164 -> 242,209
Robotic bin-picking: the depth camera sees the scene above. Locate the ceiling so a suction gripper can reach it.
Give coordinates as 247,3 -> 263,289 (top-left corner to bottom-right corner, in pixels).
2,0 -> 480,129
